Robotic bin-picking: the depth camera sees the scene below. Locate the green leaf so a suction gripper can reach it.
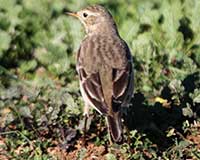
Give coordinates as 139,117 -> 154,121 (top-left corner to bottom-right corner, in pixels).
168,79 -> 184,94
105,153 -> 117,160
190,89 -> 200,104
77,148 -> 87,160
182,103 -> 193,118
0,31 -> 11,56
167,128 -> 176,137
34,48 -> 51,66
19,106 -> 33,118
0,86 -> 21,100
19,60 -> 38,73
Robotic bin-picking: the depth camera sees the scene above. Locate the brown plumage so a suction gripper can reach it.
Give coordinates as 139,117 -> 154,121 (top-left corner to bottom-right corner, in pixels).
66,4 -> 133,142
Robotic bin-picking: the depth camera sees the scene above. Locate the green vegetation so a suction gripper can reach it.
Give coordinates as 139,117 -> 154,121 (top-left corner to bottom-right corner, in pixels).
0,0 -> 199,159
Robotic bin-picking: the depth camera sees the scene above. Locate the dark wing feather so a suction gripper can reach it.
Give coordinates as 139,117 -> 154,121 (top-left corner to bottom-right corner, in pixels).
79,68 -> 108,114
112,59 -> 133,110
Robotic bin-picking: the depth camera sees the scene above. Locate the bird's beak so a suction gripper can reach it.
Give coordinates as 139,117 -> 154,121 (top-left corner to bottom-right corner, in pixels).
65,12 -> 79,18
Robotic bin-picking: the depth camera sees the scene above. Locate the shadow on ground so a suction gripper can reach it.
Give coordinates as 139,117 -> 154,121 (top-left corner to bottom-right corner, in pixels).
123,72 -> 200,150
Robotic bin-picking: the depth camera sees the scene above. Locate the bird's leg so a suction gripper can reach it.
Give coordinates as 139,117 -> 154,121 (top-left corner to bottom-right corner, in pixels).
83,115 -> 88,144
106,118 -> 113,146
82,104 -> 89,146
108,128 -> 113,146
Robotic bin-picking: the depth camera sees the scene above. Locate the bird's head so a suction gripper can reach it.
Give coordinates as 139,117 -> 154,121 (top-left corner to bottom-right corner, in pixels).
65,5 -> 118,34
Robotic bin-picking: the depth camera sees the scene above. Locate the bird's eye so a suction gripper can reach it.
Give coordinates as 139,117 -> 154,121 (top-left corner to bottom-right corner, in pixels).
83,13 -> 88,18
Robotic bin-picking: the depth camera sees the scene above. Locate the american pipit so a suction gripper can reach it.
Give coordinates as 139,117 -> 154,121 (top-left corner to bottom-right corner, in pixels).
65,5 -> 133,143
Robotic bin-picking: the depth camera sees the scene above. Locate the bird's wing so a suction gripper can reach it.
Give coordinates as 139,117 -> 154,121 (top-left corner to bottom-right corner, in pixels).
112,59 -> 133,111
78,67 -> 109,114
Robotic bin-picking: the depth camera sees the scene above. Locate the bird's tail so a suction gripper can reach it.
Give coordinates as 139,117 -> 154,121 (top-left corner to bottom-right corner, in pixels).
106,112 -> 122,142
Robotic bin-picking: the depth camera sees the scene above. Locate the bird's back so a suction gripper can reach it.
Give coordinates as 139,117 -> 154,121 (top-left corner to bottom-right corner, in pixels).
78,34 -> 129,71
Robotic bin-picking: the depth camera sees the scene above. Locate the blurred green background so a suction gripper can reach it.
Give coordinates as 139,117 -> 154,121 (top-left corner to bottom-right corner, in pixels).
0,0 -> 199,159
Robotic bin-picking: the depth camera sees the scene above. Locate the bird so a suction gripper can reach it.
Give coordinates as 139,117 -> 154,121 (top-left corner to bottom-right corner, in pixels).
65,4 -> 133,143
